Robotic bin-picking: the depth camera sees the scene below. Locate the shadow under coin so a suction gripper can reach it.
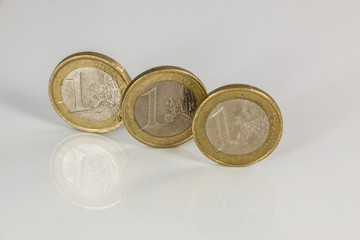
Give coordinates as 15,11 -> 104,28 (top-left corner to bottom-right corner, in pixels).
122,148 -> 205,224
50,133 -> 128,210
191,167 -> 277,240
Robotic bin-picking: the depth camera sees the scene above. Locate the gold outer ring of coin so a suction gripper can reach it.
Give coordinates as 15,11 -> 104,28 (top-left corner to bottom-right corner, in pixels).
122,66 -> 207,148
49,52 -> 131,133
193,84 -> 283,167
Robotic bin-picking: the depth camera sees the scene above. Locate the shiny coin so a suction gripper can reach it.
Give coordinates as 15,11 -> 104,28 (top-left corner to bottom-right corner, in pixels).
49,52 -> 131,133
122,66 -> 207,147
193,84 -> 283,166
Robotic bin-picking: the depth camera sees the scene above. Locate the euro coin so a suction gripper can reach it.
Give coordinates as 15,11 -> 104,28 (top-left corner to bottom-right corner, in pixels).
49,52 -> 131,133
193,84 -> 283,166
122,66 -> 207,147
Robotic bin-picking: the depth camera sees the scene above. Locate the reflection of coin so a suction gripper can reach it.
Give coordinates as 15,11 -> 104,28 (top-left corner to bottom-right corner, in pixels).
50,133 -> 128,209
191,168 -> 276,240
122,66 -> 207,147
193,84 -> 282,166
49,52 -> 131,133
122,148 -> 200,223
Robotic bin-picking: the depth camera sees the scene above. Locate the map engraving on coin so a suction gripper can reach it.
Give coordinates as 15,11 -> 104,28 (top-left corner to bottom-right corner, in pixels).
61,67 -> 121,122
206,99 -> 270,155
134,81 -> 197,137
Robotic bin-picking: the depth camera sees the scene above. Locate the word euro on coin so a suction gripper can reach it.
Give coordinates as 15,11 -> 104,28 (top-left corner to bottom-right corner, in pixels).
49,52 -> 131,133
122,66 -> 207,147
193,84 -> 283,167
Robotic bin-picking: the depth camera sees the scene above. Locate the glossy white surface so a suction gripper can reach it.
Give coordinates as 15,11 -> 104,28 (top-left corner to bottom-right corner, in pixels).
0,0 -> 359,239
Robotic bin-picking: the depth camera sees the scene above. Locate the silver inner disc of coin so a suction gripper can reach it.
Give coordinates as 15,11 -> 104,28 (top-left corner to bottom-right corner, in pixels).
61,67 -> 121,122
205,99 -> 270,155
134,81 -> 197,137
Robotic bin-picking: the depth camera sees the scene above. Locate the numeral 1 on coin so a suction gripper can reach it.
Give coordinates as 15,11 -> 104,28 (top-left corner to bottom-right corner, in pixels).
209,107 -> 240,149
70,148 -> 88,190
70,72 -> 90,112
141,87 -> 162,129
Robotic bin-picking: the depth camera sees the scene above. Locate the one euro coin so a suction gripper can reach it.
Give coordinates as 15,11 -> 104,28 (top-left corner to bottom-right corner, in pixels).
49,52 -> 131,133
122,66 -> 207,147
193,84 -> 283,166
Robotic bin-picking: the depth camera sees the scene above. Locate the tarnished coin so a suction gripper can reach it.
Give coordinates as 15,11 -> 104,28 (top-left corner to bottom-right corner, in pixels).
122,66 -> 207,147
49,52 -> 131,133
193,84 -> 283,167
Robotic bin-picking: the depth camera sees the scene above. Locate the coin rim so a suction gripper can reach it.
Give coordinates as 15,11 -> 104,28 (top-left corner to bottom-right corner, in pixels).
192,84 -> 283,167
122,66 -> 207,148
49,52 -> 131,133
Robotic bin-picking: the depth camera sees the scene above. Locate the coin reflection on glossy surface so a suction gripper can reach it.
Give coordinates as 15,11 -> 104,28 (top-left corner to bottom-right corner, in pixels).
122,66 -> 207,148
50,133 -> 128,209
122,148 -> 200,223
193,84 -> 283,167
191,168 -> 276,240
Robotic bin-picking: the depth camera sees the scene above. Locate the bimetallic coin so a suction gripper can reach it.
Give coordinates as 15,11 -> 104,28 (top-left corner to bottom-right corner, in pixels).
193,84 -> 283,167
49,52 -> 131,133
122,66 -> 207,147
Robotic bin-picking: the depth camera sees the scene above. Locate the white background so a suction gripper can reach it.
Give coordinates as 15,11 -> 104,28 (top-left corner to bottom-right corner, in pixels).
0,0 -> 359,239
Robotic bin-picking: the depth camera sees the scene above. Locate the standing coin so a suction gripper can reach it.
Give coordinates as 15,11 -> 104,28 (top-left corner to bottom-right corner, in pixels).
49,52 -> 131,133
193,84 -> 283,167
122,66 -> 207,147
